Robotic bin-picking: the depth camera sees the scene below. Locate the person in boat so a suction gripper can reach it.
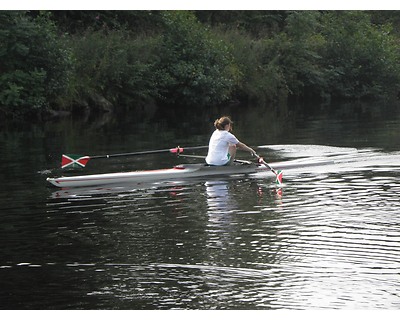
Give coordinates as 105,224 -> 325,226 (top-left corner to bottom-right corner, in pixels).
205,116 -> 256,166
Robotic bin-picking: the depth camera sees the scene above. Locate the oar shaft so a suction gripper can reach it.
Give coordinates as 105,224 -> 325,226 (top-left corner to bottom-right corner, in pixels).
177,154 -> 206,159
89,145 -> 208,159
259,158 -> 276,173
253,153 -> 283,185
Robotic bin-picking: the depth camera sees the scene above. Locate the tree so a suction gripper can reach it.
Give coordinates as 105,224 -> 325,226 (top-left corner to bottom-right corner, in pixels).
0,11 -> 71,117
320,11 -> 400,99
155,11 -> 238,107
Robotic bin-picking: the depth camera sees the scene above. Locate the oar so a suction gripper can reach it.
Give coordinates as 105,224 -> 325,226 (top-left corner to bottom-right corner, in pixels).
178,152 -> 282,185
61,145 -> 208,169
253,153 -> 283,185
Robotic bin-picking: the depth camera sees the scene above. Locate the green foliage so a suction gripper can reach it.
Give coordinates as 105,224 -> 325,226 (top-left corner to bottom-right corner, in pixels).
64,29 -> 160,109
156,11 -> 238,107
226,11 -> 400,102
0,69 -> 46,112
215,28 -> 285,105
49,10 -> 164,34
0,11 -> 71,116
320,11 -> 400,99
2,10 -> 400,119
216,12 -> 326,104
60,11 -> 238,110
196,11 -> 287,37
278,11 -> 326,97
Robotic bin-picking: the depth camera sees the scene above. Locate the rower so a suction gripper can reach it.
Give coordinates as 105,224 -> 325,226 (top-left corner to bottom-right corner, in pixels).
205,116 -> 256,166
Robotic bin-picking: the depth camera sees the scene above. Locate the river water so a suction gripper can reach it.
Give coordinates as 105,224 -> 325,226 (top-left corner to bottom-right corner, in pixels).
1,102 -> 400,310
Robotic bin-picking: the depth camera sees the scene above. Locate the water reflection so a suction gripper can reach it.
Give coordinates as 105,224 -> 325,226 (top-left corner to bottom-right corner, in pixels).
206,180 -> 235,214
205,180 -> 237,252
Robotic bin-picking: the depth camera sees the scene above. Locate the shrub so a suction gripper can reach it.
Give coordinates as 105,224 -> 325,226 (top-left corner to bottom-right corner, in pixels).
63,29 -> 161,111
0,11 -> 71,116
320,11 -> 400,99
155,11 -> 238,107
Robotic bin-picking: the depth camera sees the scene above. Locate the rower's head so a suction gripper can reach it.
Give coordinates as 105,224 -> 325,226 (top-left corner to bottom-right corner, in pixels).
214,116 -> 233,131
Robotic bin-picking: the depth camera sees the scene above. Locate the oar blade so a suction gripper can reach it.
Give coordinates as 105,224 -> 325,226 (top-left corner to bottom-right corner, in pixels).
256,155 -> 283,186
275,170 -> 283,185
62,154 -> 90,169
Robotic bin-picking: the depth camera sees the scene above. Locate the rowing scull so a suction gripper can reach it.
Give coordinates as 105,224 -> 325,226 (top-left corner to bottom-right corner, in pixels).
47,162 -> 271,188
47,158 -> 333,188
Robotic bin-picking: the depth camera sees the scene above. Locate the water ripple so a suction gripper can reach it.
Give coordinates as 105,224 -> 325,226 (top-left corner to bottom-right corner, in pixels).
4,145 -> 399,309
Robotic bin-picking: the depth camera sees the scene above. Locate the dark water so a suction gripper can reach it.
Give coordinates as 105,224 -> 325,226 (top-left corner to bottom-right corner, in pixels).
1,102 -> 400,309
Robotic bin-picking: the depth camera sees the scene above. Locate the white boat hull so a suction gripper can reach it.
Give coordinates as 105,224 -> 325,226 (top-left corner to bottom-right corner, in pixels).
46,159 -> 334,188
47,163 -> 269,188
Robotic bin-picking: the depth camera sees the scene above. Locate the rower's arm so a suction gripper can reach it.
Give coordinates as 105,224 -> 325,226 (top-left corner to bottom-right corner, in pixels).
236,142 -> 256,156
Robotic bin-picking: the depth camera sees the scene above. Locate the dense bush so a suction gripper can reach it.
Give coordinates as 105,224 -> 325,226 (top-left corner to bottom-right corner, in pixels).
1,10 -> 400,118
320,11 -> 400,99
63,29 -> 161,111
155,11 -> 239,107
0,11 -> 71,117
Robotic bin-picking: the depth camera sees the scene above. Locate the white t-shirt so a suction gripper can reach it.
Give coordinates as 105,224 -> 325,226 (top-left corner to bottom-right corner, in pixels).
205,130 -> 239,165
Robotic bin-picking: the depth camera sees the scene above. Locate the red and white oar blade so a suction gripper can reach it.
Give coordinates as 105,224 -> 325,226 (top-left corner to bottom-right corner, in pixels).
275,170 -> 283,185
61,154 -> 90,169
258,156 -> 283,185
